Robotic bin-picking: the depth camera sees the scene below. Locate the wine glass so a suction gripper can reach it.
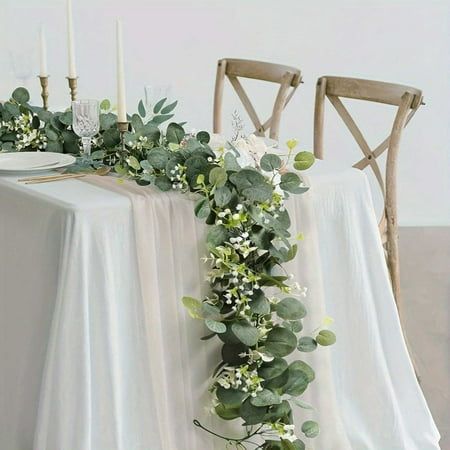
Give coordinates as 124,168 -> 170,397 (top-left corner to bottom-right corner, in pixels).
10,49 -> 33,88
144,84 -> 173,118
72,100 -> 100,156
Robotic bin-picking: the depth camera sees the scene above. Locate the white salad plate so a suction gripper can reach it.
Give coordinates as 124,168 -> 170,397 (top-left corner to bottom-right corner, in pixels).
0,152 -> 76,173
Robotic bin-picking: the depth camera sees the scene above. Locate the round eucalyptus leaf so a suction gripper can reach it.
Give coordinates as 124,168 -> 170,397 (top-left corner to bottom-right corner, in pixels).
260,153 -> 282,172
294,151 -> 315,171
214,185 -> 232,207
258,357 -> 288,380
264,399 -> 291,423
297,337 -> 317,353
283,364 -> 309,396
154,175 -> 172,191
205,319 -> 226,334
194,198 -> 211,219
100,99 -> 111,111
166,122 -> 185,144
265,327 -> 297,357
12,87 -> 30,104
215,403 -> 240,421
240,397 -> 267,425
196,130 -> 210,144
231,321 -> 260,347
301,420 -> 319,438
181,296 -> 202,319
289,360 -> 315,383
216,387 -> 248,407
206,225 -> 228,248
276,297 -> 307,320
316,329 -> 336,346
250,388 -> 281,407
209,167 -> 227,187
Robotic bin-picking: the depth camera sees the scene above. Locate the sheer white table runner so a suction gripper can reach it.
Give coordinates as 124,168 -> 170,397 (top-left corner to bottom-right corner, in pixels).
0,165 -> 440,450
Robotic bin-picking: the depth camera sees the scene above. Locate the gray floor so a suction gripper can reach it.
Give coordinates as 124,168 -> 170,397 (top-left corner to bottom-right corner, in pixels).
400,227 -> 450,450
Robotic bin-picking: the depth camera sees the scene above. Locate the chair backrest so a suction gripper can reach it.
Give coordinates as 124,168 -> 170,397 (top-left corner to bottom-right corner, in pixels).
213,58 -> 302,140
313,75 -> 424,304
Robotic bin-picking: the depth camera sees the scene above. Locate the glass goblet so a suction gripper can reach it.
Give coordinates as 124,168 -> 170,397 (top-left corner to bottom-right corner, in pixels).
72,100 -> 100,156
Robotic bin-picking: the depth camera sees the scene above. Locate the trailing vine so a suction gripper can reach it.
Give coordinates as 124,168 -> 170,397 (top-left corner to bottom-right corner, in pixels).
0,88 -> 336,449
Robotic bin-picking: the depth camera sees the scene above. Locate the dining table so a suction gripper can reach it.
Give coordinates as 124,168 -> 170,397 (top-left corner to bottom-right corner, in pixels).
0,160 -> 440,450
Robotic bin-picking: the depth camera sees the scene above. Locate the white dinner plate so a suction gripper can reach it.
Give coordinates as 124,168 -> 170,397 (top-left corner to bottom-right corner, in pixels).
0,152 -> 76,173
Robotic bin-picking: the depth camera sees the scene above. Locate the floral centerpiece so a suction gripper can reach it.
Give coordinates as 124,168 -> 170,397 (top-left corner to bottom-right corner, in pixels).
0,87 -> 336,450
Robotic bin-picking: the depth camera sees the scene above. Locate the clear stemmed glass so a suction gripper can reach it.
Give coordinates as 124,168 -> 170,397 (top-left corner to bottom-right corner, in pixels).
144,84 -> 173,119
72,100 -> 100,156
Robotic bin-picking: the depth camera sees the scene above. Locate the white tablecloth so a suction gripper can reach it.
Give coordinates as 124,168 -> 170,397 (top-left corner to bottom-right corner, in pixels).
0,164 -> 440,450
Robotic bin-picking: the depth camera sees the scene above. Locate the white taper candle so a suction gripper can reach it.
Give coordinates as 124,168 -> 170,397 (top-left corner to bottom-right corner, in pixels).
116,19 -> 127,123
66,0 -> 76,78
39,26 -> 48,77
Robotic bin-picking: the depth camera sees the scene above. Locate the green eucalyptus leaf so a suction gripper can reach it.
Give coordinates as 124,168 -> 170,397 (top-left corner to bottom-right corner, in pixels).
45,141 -> 63,153
240,397 -> 267,425
209,167 -> 227,187
153,97 -> 167,114
250,389 -> 281,407
231,321 -> 260,347
205,319 -> 226,334
4,103 -> 20,117
276,297 -> 307,321
161,100 -> 178,114
127,155 -> 141,170
151,113 -> 175,125
297,337 -> 317,352
194,198 -> 211,219
294,151 -> 315,171
32,115 -> 41,129
206,225 -> 228,248
148,147 -> 170,170
100,113 -> 117,130
102,128 -> 120,148
224,152 -> 241,171
59,111 -> 73,126
12,87 -> 30,104
283,361 -> 310,396
265,327 -> 297,357
216,387 -> 248,408
138,99 -> 146,117
260,153 -> 282,171
166,122 -> 185,144
215,403 -> 240,421
100,99 -> 111,111
196,131 -> 210,144
301,420 -> 319,438
316,329 -> 336,346
182,296 -> 202,319
131,113 -> 144,132
221,343 -> 248,365
214,185 -> 232,207
259,357 -> 288,380
154,175 -> 172,191
250,292 -> 270,315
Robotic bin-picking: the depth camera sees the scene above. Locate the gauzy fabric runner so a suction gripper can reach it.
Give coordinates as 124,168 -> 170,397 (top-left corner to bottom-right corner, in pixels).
0,167 -> 440,450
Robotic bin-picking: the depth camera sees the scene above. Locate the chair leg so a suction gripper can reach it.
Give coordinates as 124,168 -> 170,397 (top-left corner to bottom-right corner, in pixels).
386,223 -> 422,384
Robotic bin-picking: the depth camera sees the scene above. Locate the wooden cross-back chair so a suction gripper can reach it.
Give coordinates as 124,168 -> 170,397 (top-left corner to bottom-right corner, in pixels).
213,58 -> 302,141
314,76 -> 424,315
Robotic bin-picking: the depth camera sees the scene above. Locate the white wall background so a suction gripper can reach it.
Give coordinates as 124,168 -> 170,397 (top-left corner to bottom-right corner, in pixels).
1,0 -> 449,226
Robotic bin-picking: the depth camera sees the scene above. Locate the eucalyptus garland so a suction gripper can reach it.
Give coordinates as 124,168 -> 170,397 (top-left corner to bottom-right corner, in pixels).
0,87 -> 336,450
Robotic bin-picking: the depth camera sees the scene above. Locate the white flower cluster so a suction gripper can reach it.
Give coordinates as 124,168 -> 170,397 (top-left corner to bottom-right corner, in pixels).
169,163 -> 188,190
216,364 -> 264,396
127,135 -> 151,151
215,205 -> 246,228
268,422 -> 298,443
1,113 -> 47,151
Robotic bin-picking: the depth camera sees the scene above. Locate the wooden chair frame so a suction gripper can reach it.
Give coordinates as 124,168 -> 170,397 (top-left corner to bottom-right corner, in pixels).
314,76 -> 424,313
213,58 -> 302,141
